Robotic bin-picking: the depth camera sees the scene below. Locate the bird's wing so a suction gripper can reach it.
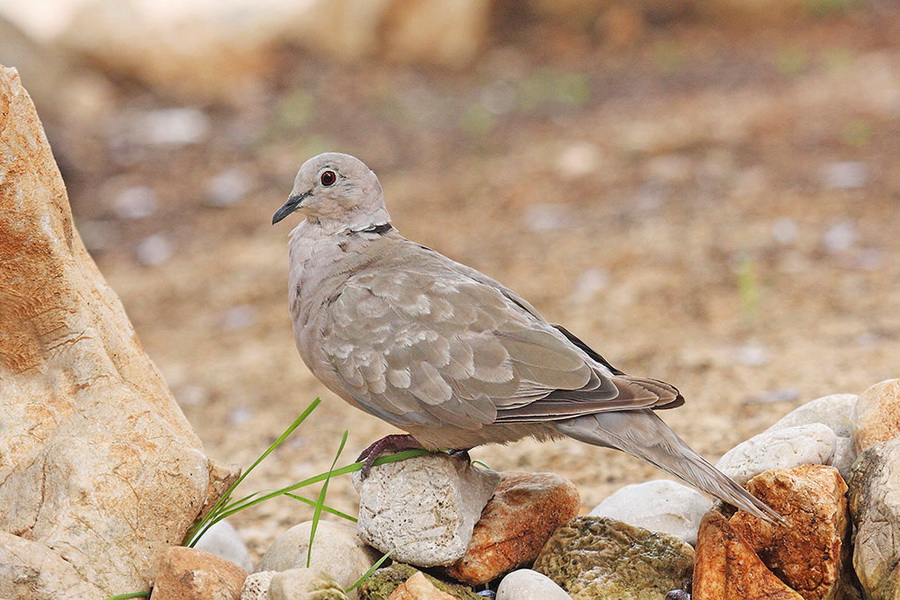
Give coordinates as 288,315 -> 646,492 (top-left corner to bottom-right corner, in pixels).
321,249 -> 680,429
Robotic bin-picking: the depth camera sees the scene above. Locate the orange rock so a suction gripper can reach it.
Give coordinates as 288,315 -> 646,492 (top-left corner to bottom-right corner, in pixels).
854,379 -> 900,453
442,471 -> 580,585
730,465 -> 852,600
388,572 -> 456,600
150,547 -> 247,600
693,511 -> 804,600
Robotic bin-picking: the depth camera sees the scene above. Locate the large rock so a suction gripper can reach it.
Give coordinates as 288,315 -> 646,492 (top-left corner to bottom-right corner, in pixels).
0,66 -> 238,600
853,379 -> 900,453
848,437 -> 900,600
353,453 -> 500,567
533,516 -> 694,600
693,511 -> 804,600
766,393 -> 859,479
588,480 -> 711,545
150,546 -> 247,600
442,471 -> 580,584
730,465 -> 853,600
55,0 -> 489,103
257,520 -> 379,600
716,423 -> 836,485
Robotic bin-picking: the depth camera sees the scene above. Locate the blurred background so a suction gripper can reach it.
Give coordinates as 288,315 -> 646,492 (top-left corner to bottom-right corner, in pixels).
2,0 -> 898,557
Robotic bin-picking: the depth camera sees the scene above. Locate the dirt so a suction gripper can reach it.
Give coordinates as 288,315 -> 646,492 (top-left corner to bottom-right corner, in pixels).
53,14 -> 899,559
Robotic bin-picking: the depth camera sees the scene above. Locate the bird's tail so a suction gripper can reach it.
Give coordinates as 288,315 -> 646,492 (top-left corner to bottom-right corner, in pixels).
552,409 -> 783,524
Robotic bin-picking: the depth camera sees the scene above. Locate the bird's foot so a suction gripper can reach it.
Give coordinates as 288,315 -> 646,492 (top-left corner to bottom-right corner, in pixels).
356,434 -> 426,477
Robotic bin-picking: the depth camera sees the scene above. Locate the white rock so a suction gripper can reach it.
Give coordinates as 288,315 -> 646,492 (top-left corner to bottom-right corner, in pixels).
820,161 -> 868,190
716,423 -> 837,485
497,569 -> 572,600
206,168 -> 252,207
241,570 -> 276,600
352,453 -> 500,567
269,568 -> 347,600
135,233 -> 173,266
765,393 -> 859,479
112,185 -> 157,220
588,480 -> 711,545
256,521 -> 378,600
194,519 -> 253,572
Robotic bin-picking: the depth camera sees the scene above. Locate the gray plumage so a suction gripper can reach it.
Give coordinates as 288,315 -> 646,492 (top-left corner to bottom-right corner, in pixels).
273,152 -> 780,523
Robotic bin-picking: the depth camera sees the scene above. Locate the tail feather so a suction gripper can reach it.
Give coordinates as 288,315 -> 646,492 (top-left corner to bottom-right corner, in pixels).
553,409 -> 783,524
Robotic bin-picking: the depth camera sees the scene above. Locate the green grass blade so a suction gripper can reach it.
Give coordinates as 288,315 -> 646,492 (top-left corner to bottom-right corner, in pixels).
186,398 -> 322,547
307,430 -> 348,568
344,550 -> 394,594
104,592 -> 149,600
284,492 -> 357,522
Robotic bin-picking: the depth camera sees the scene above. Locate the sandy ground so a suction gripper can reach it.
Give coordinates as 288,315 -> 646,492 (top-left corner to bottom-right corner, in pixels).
54,15 -> 900,559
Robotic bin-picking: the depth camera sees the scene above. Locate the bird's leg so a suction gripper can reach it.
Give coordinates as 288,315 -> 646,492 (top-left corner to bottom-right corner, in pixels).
356,434 -> 426,477
446,448 -> 472,463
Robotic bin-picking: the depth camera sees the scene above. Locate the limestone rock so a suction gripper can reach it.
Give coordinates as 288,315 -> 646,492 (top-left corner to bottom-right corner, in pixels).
241,570 -> 277,600
269,568 -> 348,600
257,520 -> 379,600
0,66 -> 238,599
766,393 -> 859,479
442,471 -> 580,585
387,572 -> 455,600
730,465 -> 853,600
353,453 -> 500,567
533,516 -> 694,600
357,564 -> 481,600
496,569 -> 572,600
693,511 -> 804,600
716,423 -> 836,485
195,520 -> 253,572
848,437 -> 900,600
853,379 -> 900,453
589,480 -> 711,545
150,546 -> 247,600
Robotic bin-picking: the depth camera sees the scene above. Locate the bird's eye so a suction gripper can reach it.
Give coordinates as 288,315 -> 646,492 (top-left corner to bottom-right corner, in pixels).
320,170 -> 337,186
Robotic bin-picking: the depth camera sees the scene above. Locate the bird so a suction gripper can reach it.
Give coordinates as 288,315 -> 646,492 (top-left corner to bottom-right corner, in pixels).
272,152 -> 781,523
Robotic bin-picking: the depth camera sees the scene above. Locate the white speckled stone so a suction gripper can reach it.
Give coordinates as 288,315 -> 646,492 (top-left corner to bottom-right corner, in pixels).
497,569 -> 571,600
352,453 -> 500,567
716,423 -> 836,485
766,393 -> 858,478
588,480 -> 711,545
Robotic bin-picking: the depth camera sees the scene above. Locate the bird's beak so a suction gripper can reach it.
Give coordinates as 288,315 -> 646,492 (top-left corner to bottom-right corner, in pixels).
272,191 -> 310,225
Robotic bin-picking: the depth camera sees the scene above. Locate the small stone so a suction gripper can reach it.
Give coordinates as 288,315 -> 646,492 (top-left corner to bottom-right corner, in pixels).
693,511 -> 803,600
206,168 -> 252,207
853,379 -> 900,453
194,520 -> 253,572
387,572 -> 455,600
823,221 -> 857,254
353,453 -> 500,567
136,233 -> 174,266
819,161 -> 868,190
257,520 -> 380,600
442,471 -> 580,584
555,142 -> 600,179
357,564 -> 481,600
141,107 -> 210,146
589,480 -> 711,545
269,568 -> 348,600
112,185 -> 157,219
716,423 -> 836,485
221,305 -> 257,331
765,393 -> 859,479
496,569 -> 571,600
533,516 -> 694,600
150,546 -> 247,600
849,437 -> 900,600
729,465 -> 852,600
241,570 -> 276,600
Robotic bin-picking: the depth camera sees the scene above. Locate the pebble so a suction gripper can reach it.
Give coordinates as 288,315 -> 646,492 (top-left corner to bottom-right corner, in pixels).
496,569 -> 571,600
135,233 -> 174,266
716,423 -> 836,485
194,519 -> 252,572
589,480 -> 711,545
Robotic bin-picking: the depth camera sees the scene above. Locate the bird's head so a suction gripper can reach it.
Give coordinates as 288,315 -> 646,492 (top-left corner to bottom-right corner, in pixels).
272,152 -> 390,231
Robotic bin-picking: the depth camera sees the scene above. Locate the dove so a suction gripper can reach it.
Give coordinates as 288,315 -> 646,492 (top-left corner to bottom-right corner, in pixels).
272,152 -> 781,523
